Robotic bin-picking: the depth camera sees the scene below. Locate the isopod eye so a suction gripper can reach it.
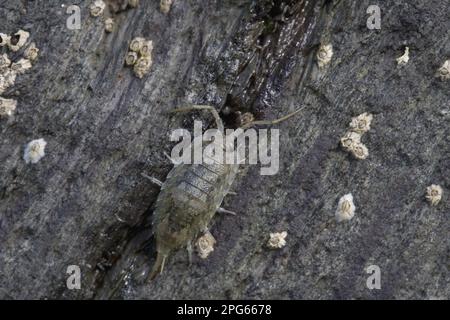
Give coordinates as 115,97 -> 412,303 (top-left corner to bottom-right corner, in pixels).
441,68 -> 449,75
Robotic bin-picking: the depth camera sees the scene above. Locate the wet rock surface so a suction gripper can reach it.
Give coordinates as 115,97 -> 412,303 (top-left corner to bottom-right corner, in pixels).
0,0 -> 448,299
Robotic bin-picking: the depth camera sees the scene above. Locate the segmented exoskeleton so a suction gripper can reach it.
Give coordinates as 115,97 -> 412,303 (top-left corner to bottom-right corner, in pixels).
146,105 -> 303,280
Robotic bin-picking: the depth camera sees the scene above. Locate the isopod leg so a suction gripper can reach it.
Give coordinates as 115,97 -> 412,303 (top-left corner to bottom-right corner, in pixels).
141,173 -> 163,187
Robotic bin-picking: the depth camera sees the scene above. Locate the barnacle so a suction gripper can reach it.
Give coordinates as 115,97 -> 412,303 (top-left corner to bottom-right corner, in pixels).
11,58 -> 32,75
133,55 -> 152,78
90,0 -> 106,17
267,231 -> 287,249
0,70 -> 17,94
8,30 -> 30,52
139,40 -> 154,57
0,53 -> 11,72
239,112 -> 255,126
24,43 -> 39,62
335,193 -> 355,222
160,0 -> 174,14
196,231 -> 216,259
105,18 -> 114,33
396,46 -> 409,66
317,43 -> 333,68
129,37 -> 146,52
0,33 -> 10,47
128,0 -> 139,8
24,138 -> 47,164
425,184 -> 443,206
125,51 -> 139,66
350,142 -> 369,160
349,112 -> 373,134
437,60 -> 450,81
0,97 -> 17,117
340,131 -> 361,150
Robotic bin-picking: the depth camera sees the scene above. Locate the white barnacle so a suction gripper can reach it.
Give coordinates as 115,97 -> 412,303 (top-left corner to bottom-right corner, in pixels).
24,138 -> 47,164
396,46 -> 410,66
11,58 -> 32,75
128,0 -> 139,8
0,69 -> 17,95
129,37 -> 146,52
133,55 -> 152,78
0,97 -> 17,117
317,43 -> 333,68
425,184 -> 443,206
0,33 -> 10,47
350,142 -> 369,160
8,30 -> 30,52
437,60 -> 450,81
335,193 -> 356,222
90,0 -> 106,17
267,231 -> 287,249
349,112 -> 373,134
125,51 -> 139,66
139,40 -> 153,57
160,0 -> 174,14
196,231 -> 216,259
0,53 -> 11,72
24,42 -> 39,62
105,18 -> 114,33
340,131 -> 361,150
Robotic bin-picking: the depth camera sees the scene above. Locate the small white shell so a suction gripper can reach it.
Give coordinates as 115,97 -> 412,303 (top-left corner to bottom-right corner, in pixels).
196,231 -> 216,259
90,0 -> 106,17
125,51 -> 139,66
0,97 -> 17,117
425,184 -> 443,206
349,112 -> 373,134
133,55 -> 152,78
24,138 -> 47,164
350,142 -> 369,160
129,37 -> 146,52
0,53 -> 11,72
335,193 -> 356,222
437,60 -> 450,81
317,43 -> 333,68
267,231 -> 287,249
340,131 -> 361,150
11,58 -> 32,75
0,69 -> 17,95
105,18 -> 114,33
0,33 -> 10,47
160,0 -> 174,14
139,40 -> 154,57
396,46 -> 409,66
8,30 -> 30,52
24,43 -> 39,62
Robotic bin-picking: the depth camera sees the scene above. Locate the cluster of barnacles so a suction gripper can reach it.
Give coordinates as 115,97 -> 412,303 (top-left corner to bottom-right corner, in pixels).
0,29 -> 38,118
125,37 -> 154,78
340,112 -> 373,160
90,0 -> 139,33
